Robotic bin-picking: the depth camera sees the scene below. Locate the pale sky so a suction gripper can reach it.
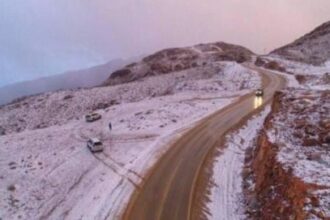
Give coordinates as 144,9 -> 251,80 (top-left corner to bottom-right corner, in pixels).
1,0 -> 330,87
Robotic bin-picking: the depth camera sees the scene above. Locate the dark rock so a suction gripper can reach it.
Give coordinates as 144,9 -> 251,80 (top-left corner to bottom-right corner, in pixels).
310,196 -> 320,207
0,126 -> 5,136
63,95 -> 73,100
111,68 -> 131,78
305,125 -> 317,136
255,57 -> 266,67
93,102 -> 111,110
303,138 -> 319,146
264,61 -> 286,72
7,184 -> 16,192
322,135 -> 330,144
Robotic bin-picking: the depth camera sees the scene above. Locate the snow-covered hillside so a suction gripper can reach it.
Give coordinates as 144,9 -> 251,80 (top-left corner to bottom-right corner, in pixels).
269,90 -> 330,186
258,56 -> 330,90
2,19 -> 329,220
204,85 -> 329,220
204,21 -> 330,220
248,89 -> 330,220
0,59 -> 260,219
254,21 -> 330,91
0,62 -> 259,136
103,42 -> 254,86
272,21 -> 330,65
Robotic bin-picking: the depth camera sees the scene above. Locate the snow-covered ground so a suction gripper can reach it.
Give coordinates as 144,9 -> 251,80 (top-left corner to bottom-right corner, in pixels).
0,62 -> 259,136
0,62 -> 260,219
205,55 -> 328,219
263,55 -> 330,90
205,22 -> 330,220
206,107 -> 270,220
0,97 -> 232,220
266,89 -> 330,219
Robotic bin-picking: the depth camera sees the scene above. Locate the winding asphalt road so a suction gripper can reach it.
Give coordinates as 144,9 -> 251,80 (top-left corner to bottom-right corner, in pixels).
123,65 -> 286,220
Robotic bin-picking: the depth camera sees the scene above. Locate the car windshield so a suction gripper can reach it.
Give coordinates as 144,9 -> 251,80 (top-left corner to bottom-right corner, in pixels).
94,142 -> 102,146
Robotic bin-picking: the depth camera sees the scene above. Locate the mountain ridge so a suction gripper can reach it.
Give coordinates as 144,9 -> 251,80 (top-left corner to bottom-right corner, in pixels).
0,59 -> 126,105
102,41 -> 254,86
271,20 -> 330,65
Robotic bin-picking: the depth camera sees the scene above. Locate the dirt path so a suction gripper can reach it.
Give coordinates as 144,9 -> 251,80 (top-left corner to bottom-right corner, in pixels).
122,65 -> 287,220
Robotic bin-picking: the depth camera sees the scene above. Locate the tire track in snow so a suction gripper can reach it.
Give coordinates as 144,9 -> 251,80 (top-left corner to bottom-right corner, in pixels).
94,153 -> 141,188
39,164 -> 98,220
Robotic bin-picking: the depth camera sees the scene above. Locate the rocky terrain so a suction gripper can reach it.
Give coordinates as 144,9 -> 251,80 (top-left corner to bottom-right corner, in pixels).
1,19 -> 330,220
272,21 -> 330,66
254,21 -> 330,90
0,61 -> 259,136
0,40 -> 260,220
255,55 -> 330,90
244,89 -> 330,220
103,42 -> 254,86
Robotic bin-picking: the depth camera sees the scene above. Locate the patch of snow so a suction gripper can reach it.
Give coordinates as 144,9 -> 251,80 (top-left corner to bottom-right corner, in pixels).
267,69 -> 301,88
265,89 -> 330,217
0,95 -> 235,220
267,90 -> 330,187
0,62 -> 260,136
206,107 -> 271,220
264,55 -> 330,90
309,84 -> 330,91
0,62 -> 261,220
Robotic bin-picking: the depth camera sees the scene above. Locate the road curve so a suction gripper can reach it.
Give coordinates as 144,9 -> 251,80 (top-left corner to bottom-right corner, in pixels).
123,65 -> 286,220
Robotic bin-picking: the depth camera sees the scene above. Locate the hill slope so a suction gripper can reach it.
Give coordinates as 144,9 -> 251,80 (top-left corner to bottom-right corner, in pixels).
0,40 -> 260,219
103,42 -> 254,86
272,21 -> 330,65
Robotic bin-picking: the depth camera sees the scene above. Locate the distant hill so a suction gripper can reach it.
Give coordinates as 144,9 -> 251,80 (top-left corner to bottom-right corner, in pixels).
0,59 -> 126,105
102,42 -> 254,86
272,21 -> 330,65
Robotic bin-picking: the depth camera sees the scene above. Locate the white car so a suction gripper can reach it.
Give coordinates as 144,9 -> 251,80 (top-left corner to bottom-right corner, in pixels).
85,113 -> 102,122
87,138 -> 104,153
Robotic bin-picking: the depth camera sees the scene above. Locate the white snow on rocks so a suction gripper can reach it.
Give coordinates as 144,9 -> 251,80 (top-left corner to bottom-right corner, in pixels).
0,62 -> 260,220
267,90 -> 330,186
264,55 -> 330,90
304,189 -> 330,218
0,62 -> 260,136
206,107 -> 271,220
265,89 -> 330,218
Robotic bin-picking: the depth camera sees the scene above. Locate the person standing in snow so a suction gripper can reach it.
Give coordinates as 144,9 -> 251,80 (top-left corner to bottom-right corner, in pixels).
108,122 -> 112,131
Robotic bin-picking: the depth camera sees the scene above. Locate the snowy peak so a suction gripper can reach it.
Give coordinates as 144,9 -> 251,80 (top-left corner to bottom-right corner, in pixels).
103,42 -> 254,86
272,20 -> 330,65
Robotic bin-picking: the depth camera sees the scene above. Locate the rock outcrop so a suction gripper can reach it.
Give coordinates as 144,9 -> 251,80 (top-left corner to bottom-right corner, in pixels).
246,90 -> 330,219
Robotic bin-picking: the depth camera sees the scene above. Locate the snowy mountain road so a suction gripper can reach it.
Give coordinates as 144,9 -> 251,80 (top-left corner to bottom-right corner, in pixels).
123,65 -> 286,220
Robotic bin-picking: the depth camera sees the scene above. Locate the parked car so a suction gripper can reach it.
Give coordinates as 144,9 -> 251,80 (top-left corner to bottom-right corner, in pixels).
87,138 -> 104,153
255,89 -> 264,97
85,112 -> 102,122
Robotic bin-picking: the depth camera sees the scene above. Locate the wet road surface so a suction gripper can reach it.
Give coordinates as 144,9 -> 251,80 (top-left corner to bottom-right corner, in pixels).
123,65 -> 286,220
